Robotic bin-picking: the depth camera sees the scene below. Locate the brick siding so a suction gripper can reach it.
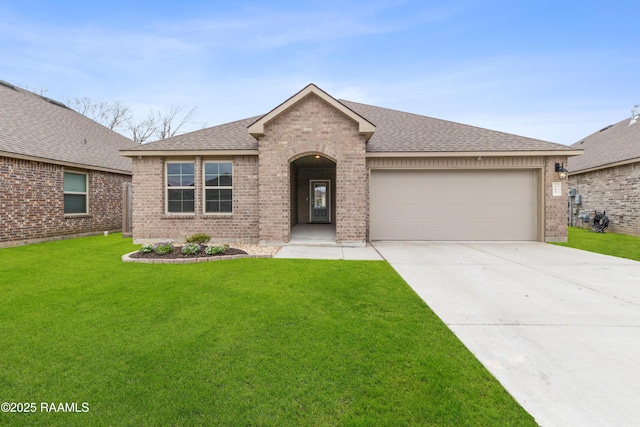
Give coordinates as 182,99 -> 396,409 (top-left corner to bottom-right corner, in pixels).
545,156 -> 570,242
130,155 -> 260,243
128,95 -> 569,244
569,162 -> 640,236
257,93 -> 368,244
0,156 -> 130,247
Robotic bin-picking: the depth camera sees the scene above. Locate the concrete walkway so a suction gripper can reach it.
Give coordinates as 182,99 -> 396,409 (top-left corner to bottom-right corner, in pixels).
275,224 -> 383,260
275,244 -> 383,260
373,241 -> 640,427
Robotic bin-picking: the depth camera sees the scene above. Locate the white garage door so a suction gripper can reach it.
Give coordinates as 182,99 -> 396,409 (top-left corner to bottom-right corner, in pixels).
370,169 -> 538,241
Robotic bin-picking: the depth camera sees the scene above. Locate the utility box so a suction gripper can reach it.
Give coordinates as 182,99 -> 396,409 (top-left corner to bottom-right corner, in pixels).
575,194 -> 582,205
569,188 -> 577,197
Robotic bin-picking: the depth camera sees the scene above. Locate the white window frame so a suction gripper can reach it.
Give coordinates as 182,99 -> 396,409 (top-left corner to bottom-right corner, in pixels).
203,161 -> 233,215
63,171 -> 89,215
165,161 -> 195,214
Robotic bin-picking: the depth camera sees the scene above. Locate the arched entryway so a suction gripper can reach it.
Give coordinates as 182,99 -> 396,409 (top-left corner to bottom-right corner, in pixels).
289,154 -> 337,243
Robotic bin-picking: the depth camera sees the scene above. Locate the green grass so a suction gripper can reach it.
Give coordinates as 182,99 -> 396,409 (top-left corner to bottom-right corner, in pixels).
552,226 -> 640,261
0,234 -> 535,426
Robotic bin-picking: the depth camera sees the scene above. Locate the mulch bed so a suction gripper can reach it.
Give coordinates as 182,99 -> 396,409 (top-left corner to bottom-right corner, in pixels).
129,247 -> 247,259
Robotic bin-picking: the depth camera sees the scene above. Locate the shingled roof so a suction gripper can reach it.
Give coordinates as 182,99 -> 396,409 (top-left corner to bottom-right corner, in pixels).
568,114 -> 640,173
0,81 -> 136,174
124,116 -> 261,153
122,86 -> 578,156
342,100 -> 576,153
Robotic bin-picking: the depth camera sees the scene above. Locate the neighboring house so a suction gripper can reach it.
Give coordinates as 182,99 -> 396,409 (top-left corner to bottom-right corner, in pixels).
0,80 -> 137,248
567,107 -> 640,236
121,84 -> 581,245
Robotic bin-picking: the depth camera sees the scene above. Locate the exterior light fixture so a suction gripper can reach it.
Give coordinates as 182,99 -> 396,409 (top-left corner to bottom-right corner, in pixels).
314,155 -> 321,159
555,162 -> 568,179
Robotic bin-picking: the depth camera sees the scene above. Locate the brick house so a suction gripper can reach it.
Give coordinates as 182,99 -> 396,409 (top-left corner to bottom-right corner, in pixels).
567,107 -> 640,236
0,80 -> 137,248
121,84 -> 581,245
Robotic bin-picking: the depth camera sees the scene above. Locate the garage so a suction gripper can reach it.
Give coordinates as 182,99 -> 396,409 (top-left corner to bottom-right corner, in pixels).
370,169 -> 539,241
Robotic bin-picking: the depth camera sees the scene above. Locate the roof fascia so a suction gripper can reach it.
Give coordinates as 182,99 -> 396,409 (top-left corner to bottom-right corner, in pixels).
366,150 -> 584,158
120,149 -> 259,157
247,84 -> 375,139
569,157 -> 640,175
0,150 -> 132,175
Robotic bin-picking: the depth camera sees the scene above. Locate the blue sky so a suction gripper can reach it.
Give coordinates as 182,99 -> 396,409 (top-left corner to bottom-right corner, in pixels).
1,0 -> 638,144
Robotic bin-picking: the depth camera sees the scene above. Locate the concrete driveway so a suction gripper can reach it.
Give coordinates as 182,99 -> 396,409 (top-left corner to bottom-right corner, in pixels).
372,242 -> 640,427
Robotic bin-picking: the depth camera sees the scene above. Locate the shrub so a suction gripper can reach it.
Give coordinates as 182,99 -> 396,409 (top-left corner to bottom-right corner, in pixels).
205,244 -> 228,256
139,244 -> 154,254
181,242 -> 201,255
185,233 -> 211,245
153,242 -> 174,256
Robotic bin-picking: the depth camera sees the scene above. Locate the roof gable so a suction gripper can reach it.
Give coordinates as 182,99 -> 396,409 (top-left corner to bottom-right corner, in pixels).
247,84 -> 375,140
0,82 -> 136,174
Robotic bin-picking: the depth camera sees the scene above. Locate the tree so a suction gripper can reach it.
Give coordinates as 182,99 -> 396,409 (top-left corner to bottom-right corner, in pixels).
154,106 -> 197,140
125,113 -> 157,145
66,97 -> 130,131
67,97 -> 197,144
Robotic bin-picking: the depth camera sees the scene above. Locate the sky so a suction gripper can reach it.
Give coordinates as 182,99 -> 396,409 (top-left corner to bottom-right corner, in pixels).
1,0 -> 639,145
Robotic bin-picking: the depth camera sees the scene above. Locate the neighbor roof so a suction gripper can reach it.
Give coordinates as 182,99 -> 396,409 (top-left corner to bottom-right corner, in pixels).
0,81 -> 136,174
568,115 -> 640,174
122,85 -> 580,157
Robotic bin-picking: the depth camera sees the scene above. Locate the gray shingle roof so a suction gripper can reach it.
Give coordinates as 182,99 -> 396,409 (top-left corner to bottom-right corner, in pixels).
342,100 -> 575,153
123,92 -> 576,155
0,82 -> 136,174
127,116 -> 261,152
568,116 -> 640,173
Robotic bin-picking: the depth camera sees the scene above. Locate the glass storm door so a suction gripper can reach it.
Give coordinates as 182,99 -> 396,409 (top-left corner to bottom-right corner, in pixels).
310,180 -> 330,223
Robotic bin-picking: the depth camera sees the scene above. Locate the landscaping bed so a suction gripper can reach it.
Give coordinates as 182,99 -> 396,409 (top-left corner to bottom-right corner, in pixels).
129,245 -> 247,259
125,236 -> 281,263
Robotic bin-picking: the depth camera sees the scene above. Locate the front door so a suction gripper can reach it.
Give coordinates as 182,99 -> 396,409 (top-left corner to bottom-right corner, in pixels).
310,180 -> 330,223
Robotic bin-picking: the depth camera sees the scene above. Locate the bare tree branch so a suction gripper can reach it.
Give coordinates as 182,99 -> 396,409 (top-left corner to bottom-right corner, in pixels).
67,97 -> 131,131
126,112 -> 158,144
64,94 -> 198,144
66,97 -> 96,116
100,100 -> 131,131
154,106 -> 197,140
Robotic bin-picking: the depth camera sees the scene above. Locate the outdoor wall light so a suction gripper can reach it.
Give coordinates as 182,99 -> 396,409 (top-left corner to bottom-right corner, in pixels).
555,162 -> 568,179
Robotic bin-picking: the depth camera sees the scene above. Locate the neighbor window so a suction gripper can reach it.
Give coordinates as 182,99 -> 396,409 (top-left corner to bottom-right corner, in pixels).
64,172 -> 88,214
166,162 -> 195,213
204,162 -> 233,214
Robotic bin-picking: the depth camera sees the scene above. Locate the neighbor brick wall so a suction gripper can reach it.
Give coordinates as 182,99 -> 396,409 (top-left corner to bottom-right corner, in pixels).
0,156 -> 130,247
130,155 -> 260,243
257,93 -> 368,244
569,163 -> 640,236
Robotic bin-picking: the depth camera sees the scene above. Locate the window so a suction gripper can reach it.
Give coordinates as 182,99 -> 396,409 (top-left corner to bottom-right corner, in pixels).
166,162 -> 195,213
204,162 -> 233,214
64,172 -> 88,214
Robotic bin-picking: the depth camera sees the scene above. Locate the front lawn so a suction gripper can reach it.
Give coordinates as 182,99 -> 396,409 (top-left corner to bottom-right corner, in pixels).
552,226 -> 640,261
0,235 -> 535,426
